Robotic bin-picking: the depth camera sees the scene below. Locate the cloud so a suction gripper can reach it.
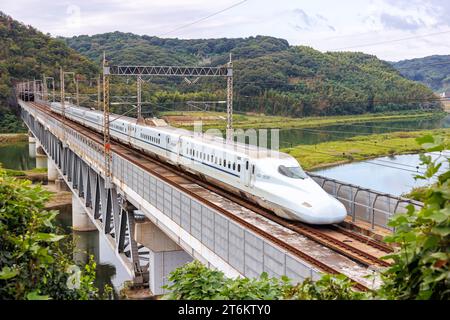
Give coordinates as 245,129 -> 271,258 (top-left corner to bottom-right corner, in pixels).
379,13 -> 425,31
291,8 -> 335,32
381,0 -> 450,28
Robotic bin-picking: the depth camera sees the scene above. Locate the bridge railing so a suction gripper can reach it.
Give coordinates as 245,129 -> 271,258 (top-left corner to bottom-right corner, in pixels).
309,173 -> 424,230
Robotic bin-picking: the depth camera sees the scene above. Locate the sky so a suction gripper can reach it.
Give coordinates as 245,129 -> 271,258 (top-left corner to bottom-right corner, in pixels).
2,0 -> 450,61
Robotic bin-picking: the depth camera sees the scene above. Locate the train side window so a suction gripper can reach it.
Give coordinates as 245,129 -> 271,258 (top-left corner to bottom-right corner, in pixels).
237,164 -> 241,172
233,163 -> 236,171
252,165 -> 255,174
223,159 -> 226,167
246,161 -> 249,170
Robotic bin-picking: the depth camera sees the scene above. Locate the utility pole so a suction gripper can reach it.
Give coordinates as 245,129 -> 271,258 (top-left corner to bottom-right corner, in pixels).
226,53 -> 234,141
60,67 -> 67,147
75,76 -> 80,107
102,51 -> 112,188
97,75 -> 101,110
43,74 -> 48,101
137,75 -> 143,123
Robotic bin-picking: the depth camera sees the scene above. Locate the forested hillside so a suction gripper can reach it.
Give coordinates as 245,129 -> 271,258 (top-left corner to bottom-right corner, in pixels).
64,32 -> 441,117
0,11 -> 98,132
391,55 -> 450,93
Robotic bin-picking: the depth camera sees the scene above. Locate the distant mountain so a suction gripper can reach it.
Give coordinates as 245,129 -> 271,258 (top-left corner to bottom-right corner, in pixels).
64,31 -> 441,116
0,11 -> 99,132
391,55 -> 450,93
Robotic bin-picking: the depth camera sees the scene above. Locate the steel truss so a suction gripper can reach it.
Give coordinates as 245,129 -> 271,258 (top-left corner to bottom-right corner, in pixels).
107,65 -> 230,77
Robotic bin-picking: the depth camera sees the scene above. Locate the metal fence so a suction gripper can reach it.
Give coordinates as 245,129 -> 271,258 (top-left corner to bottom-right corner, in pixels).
309,173 -> 424,230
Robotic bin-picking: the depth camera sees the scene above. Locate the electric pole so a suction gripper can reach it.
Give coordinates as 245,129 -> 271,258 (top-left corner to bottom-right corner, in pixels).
226,53 -> 234,141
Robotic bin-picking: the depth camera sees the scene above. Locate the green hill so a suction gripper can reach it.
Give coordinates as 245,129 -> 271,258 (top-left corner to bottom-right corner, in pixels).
0,11 -> 99,132
391,55 -> 450,93
63,31 -> 441,117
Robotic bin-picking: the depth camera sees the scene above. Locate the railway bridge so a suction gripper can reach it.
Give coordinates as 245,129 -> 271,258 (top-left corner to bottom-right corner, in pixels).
16,90 -> 423,295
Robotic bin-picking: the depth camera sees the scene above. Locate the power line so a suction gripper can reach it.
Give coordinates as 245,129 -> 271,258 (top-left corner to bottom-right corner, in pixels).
158,0 -> 249,37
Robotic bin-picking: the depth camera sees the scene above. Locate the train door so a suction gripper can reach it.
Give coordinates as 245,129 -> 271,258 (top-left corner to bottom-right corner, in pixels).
243,159 -> 253,187
127,124 -> 133,144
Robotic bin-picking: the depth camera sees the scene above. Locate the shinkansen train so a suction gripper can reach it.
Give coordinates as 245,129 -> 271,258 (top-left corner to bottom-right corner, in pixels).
50,102 -> 347,224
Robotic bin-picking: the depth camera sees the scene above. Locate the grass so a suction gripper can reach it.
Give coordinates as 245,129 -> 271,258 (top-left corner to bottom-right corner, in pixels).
282,128 -> 450,171
2,167 -> 47,177
161,110 -> 446,131
0,133 -> 28,144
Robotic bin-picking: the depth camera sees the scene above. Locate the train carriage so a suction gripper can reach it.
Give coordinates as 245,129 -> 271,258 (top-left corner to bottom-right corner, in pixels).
50,101 -> 347,224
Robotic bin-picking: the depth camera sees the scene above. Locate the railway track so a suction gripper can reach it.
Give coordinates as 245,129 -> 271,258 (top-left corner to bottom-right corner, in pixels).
29,101 -> 393,290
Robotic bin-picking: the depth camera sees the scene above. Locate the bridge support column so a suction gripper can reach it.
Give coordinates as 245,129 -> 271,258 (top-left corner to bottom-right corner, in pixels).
47,158 -> 58,181
73,230 -> 99,265
35,143 -> 47,169
135,220 -> 192,295
28,132 -> 36,158
72,194 -> 96,231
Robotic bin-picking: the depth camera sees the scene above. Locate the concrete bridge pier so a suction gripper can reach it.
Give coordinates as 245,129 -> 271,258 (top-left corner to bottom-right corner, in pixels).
35,142 -> 47,169
135,220 -> 193,295
47,158 -> 58,181
73,230 -> 99,266
72,194 -> 96,231
28,131 -> 36,158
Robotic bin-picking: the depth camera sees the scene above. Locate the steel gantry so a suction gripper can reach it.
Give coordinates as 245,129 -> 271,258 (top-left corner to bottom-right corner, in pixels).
105,58 -> 234,140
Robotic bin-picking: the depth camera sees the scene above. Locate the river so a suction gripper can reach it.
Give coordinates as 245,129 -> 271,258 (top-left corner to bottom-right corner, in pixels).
312,152 -> 449,196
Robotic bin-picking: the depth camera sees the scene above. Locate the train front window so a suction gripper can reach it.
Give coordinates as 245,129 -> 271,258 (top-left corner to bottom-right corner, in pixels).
278,165 -> 306,179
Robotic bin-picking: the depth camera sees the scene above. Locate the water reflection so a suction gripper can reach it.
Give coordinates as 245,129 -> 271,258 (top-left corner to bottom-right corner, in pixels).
0,142 -> 35,170
55,206 -> 132,297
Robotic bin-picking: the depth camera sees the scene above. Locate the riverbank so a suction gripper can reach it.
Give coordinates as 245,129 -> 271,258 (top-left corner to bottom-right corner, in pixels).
161,110 -> 446,131
0,133 -> 27,144
283,128 -> 450,171
3,167 -> 47,180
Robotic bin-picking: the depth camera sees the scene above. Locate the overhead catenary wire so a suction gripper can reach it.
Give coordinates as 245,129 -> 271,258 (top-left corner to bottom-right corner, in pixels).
158,0 -> 249,37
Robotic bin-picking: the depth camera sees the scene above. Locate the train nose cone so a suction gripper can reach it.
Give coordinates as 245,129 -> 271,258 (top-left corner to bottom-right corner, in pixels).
314,197 -> 347,224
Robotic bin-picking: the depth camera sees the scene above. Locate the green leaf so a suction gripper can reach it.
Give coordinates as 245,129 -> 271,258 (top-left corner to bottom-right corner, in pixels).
0,266 -> 19,280
35,232 -> 65,242
26,290 -> 50,300
431,226 -> 450,236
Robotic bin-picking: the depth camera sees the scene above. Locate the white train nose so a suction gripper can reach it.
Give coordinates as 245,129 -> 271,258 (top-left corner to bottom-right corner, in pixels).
291,196 -> 348,225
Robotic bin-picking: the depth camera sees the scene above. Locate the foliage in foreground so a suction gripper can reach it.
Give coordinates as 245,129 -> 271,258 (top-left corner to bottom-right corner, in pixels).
163,261 -> 366,300
378,135 -> 449,300
164,135 -> 449,300
0,167 -> 110,299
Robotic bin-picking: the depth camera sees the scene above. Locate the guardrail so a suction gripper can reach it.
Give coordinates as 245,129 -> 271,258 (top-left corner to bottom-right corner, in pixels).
309,173 -> 424,230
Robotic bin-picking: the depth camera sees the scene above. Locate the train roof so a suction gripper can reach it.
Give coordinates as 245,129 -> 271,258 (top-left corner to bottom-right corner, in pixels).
57,102 -> 291,160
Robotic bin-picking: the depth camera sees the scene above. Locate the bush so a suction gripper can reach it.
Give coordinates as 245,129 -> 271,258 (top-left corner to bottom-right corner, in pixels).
0,167 -> 111,299
162,261 -> 365,300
